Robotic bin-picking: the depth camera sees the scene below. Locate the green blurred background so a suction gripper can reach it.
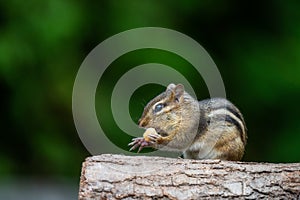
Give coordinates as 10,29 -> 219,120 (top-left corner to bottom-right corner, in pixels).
1,0 -> 300,198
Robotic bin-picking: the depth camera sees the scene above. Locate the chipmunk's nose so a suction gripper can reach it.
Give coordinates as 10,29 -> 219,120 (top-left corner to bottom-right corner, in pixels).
138,118 -> 149,127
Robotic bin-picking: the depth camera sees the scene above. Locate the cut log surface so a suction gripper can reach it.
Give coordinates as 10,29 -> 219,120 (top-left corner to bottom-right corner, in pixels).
79,154 -> 300,199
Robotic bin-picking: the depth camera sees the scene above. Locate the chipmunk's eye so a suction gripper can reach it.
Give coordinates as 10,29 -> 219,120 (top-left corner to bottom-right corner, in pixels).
154,103 -> 164,113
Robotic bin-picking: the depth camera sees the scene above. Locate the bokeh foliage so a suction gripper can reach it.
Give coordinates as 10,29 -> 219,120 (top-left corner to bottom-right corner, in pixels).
0,0 -> 300,181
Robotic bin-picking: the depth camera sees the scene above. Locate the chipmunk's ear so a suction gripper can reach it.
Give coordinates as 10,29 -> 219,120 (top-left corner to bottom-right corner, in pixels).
174,84 -> 184,102
167,83 -> 176,90
166,83 -> 175,98
166,83 -> 184,102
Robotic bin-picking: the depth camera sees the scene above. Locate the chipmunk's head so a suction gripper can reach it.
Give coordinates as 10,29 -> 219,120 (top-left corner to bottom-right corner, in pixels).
138,83 -> 194,136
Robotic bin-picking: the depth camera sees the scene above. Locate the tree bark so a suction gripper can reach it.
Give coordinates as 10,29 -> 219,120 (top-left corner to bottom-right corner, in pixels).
79,154 -> 300,199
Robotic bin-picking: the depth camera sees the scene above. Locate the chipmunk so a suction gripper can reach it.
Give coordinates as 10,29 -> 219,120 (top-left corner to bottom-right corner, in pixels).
129,83 -> 247,161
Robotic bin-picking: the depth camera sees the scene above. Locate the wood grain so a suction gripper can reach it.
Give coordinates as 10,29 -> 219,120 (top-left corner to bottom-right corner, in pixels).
79,154 -> 300,199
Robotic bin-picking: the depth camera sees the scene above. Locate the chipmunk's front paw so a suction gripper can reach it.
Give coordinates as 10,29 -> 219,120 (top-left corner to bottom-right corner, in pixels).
143,127 -> 162,143
144,133 -> 161,144
128,137 -> 151,152
128,128 -> 162,152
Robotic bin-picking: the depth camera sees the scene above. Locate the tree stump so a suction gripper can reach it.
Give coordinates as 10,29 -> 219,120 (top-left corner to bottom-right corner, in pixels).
79,154 -> 300,199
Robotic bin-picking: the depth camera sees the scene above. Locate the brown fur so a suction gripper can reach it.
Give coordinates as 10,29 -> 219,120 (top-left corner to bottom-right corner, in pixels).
138,83 -> 247,161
